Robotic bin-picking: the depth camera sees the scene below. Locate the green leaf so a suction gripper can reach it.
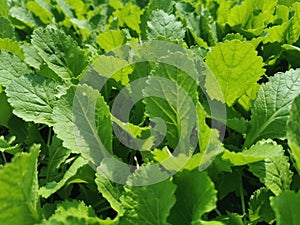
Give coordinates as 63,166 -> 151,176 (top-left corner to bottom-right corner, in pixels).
97,30 -> 127,52
113,3 -> 143,35
9,6 -> 38,29
205,40 -> 265,106
197,103 -> 222,170
6,74 -> 62,126
0,0 -> 8,17
222,139 -> 284,166
54,85 -> 112,165
21,44 -> 43,69
45,135 -> 72,182
53,86 -> 80,153
175,2 -> 216,47
0,145 -> 41,224
95,170 -> 125,215
32,27 -> 87,79
0,135 -> 21,154
0,16 -> 15,38
286,2 -> 300,44
37,200 -> 116,225
92,55 -> 133,86
287,94 -> 300,172
119,167 -> 176,225
26,0 -> 53,24
146,10 -> 185,40
0,38 -> 24,59
227,0 -> 276,35
248,188 -> 275,224
0,50 -> 31,87
144,62 -> 198,153
244,69 -> 300,147
248,156 -> 293,196
215,213 -> 243,225
39,157 -> 87,198
0,91 -> 12,127
168,170 -> 217,224
270,191 -> 300,225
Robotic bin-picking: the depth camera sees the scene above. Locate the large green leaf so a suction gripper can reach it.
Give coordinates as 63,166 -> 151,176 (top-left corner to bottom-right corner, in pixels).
6,74 -> 63,126
146,9 -> 185,40
222,139 -> 284,166
0,145 -> 41,225
205,40 -> 265,106
270,191 -> 300,225
287,94 -> 300,173
244,69 -> 300,147
31,27 -> 87,79
144,62 -> 198,153
73,84 -> 112,165
168,169 -> 217,224
53,85 -> 112,165
248,156 -> 293,196
0,50 -> 31,87
119,167 -> 176,225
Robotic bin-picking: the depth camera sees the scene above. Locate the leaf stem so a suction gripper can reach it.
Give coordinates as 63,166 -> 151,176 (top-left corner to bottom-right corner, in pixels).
47,128 -> 52,147
1,152 -> 7,163
240,181 -> 246,216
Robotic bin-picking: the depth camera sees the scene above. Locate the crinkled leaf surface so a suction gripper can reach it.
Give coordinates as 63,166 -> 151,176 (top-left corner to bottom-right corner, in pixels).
144,63 -> 198,153
206,40 -> 265,106
248,156 -> 293,196
248,188 -> 275,224
32,27 -> 87,79
147,10 -> 185,40
222,139 -> 284,166
0,50 -> 31,87
0,145 -> 41,225
95,171 -> 125,215
73,84 -> 112,165
53,85 -> 112,160
6,74 -> 62,126
245,69 -> 300,147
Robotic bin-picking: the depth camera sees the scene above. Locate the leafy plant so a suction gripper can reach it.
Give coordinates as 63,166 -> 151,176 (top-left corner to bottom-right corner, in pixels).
1,0 -> 300,224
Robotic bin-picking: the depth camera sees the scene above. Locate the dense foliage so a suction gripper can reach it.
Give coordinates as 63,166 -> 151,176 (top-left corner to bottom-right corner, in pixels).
1,0 -> 300,224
